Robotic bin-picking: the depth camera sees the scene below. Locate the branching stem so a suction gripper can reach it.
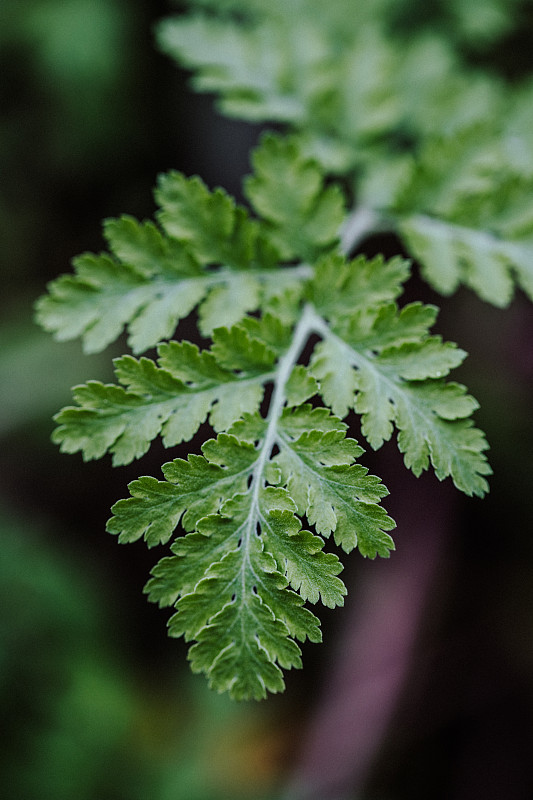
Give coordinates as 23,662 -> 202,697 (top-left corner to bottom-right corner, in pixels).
340,206 -> 382,253
250,302 -> 317,504
240,302 -> 318,600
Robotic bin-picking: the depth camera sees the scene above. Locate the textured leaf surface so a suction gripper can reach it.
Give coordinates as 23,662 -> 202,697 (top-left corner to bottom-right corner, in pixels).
110,389 -> 395,698
244,134 -> 345,260
107,435 -> 258,547
399,214 -> 533,304
155,171 -> 278,270
391,127 -> 533,304
52,323 -> 278,465
136,430 -> 350,698
157,13 -> 333,125
35,169 -> 312,352
35,89 -> 499,699
308,252 -> 411,317
274,408 -> 395,557
309,297 -> 490,496
157,3 -> 507,176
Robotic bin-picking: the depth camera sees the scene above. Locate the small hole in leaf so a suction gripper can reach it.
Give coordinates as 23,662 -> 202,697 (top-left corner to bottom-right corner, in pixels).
260,383 -> 273,415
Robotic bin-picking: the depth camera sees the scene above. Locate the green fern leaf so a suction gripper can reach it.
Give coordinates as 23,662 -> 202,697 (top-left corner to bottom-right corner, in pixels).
35,164 -> 319,354
399,214 -> 533,304
36,111 -> 496,699
391,127 -> 533,304
150,487 -> 336,699
244,134 -> 345,260
307,252 -> 411,316
111,386 -> 393,697
156,13 -> 332,125
34,250 -> 191,354
307,294 -> 491,496
52,322 -> 279,465
274,409 -> 395,557
137,447 -> 350,698
155,171 -> 278,270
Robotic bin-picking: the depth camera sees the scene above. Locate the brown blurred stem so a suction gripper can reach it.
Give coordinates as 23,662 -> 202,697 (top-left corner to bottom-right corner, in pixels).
284,463 -> 456,800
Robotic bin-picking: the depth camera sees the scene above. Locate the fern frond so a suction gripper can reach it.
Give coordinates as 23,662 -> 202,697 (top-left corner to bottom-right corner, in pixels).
37,116 -> 494,699
385,127 -> 533,304
114,406 -> 391,697
52,321 -> 280,465
307,252 -> 411,316
158,3 -> 506,174
307,295 -> 491,496
244,134 -> 345,260
157,13 -> 328,125
35,135 -> 341,353
399,214 -> 533,304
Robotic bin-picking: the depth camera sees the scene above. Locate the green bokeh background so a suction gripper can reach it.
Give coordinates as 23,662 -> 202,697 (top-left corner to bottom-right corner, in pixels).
2,2 -> 533,799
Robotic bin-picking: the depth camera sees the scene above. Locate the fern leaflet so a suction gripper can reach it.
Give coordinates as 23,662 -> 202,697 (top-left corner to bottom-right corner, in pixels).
37,131 -> 491,698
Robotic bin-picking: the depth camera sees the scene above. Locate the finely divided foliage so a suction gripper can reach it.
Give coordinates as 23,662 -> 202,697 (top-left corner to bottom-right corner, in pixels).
159,0 -> 533,305
37,0 -> 529,699
37,132 -> 489,699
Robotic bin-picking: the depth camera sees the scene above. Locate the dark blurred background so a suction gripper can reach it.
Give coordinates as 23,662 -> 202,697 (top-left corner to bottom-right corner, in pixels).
1,1 -> 533,799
